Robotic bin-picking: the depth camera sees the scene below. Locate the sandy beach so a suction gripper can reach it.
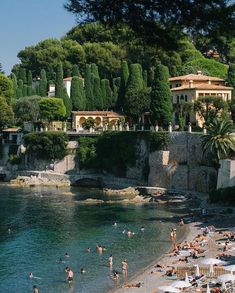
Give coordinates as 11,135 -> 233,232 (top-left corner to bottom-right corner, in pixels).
110,195 -> 235,293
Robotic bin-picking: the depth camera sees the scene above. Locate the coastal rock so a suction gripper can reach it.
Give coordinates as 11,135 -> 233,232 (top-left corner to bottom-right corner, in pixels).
103,187 -> 139,196
10,175 -> 70,187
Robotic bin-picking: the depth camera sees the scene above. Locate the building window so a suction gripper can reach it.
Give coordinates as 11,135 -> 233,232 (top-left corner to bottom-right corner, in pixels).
176,95 -> 179,103
185,95 -> 188,102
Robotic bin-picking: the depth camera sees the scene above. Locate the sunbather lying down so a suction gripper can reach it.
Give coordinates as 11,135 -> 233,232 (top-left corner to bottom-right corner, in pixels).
122,282 -> 143,288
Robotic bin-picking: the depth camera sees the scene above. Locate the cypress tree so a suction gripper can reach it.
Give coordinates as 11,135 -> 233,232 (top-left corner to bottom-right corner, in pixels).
143,70 -> 148,87
27,85 -> 33,96
19,67 -> 27,84
39,69 -> 48,97
112,77 -> 121,108
93,76 -> 102,109
228,63 -> 235,90
101,79 -> 106,110
125,63 -> 144,96
91,63 -> 99,77
10,73 -> 18,99
72,64 -> 80,77
27,70 -> 33,86
62,88 -> 72,117
71,76 -> 86,110
150,64 -> 173,128
23,84 -> 28,97
17,79 -> 23,98
84,64 -> 93,110
148,67 -> 155,87
118,61 -> 129,109
55,63 -> 64,98
47,65 -> 56,82
103,79 -> 113,109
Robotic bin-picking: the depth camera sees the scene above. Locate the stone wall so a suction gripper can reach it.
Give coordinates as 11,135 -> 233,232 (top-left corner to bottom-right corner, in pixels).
217,159 -> 235,189
148,132 -> 217,192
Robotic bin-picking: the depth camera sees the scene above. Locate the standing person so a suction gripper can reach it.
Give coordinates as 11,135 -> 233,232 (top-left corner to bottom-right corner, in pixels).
108,254 -> 113,270
66,267 -> 74,283
33,285 -> 39,293
170,229 -> 174,242
122,259 -> 128,279
173,229 -> 177,243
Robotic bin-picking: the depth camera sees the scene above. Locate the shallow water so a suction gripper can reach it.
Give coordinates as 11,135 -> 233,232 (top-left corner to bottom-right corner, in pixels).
0,185 -> 186,293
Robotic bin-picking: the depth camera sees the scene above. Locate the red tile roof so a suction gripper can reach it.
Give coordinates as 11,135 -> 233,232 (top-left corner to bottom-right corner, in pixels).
169,74 -> 224,82
171,83 -> 233,91
72,111 -> 120,117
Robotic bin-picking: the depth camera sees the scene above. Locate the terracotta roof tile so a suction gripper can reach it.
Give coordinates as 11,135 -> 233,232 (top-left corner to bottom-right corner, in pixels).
72,111 -> 120,117
171,83 -> 233,91
169,74 -> 224,82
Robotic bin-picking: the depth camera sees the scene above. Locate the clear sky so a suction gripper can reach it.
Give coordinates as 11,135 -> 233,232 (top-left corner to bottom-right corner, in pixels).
0,0 -> 76,74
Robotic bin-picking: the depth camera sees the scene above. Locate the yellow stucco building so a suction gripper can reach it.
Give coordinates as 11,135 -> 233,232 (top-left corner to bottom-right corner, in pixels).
72,111 -> 121,130
169,71 -> 233,127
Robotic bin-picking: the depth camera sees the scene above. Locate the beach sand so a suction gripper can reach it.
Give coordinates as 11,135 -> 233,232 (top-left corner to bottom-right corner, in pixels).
110,197 -> 235,293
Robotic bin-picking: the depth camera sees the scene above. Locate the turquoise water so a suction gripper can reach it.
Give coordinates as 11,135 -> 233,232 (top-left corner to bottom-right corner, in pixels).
0,185 -> 185,293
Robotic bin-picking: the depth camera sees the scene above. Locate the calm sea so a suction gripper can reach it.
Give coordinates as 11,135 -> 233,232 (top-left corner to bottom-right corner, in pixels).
0,185 -> 186,293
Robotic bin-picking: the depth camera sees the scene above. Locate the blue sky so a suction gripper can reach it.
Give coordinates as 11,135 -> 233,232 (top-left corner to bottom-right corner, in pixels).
0,0 -> 76,74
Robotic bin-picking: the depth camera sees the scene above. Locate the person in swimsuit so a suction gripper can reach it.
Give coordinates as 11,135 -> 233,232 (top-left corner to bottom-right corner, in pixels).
33,285 -> 39,293
108,254 -> 113,269
122,259 -> 128,279
66,267 -> 74,283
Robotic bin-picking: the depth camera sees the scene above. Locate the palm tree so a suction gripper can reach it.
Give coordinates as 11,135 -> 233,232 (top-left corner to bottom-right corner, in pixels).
202,118 -> 235,161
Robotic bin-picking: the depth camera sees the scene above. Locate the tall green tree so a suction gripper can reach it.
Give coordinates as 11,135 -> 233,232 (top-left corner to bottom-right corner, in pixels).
84,64 -> 94,110
39,98 -> 66,121
10,73 -> 18,100
0,96 -> 14,129
150,64 -> 173,127
19,67 -> 27,84
0,74 -> 14,105
17,79 -> 23,98
27,70 -> 33,86
124,63 -> 144,118
70,76 -> 86,110
55,63 -> 64,98
13,96 -> 41,123
228,63 -> 235,92
102,79 -> 113,109
93,76 -> 102,109
39,69 -> 48,97
202,118 -> 235,162
175,101 -> 193,130
118,61 -> 129,109
72,64 -> 80,77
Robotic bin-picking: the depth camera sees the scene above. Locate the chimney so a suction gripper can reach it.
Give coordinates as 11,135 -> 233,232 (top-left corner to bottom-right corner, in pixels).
197,70 -> 202,75
208,79 -> 211,85
189,80 -> 193,88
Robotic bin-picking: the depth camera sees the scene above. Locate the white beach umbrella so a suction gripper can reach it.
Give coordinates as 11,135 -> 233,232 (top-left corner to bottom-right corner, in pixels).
224,265 -> 235,272
218,274 -> 235,282
185,272 -> 189,283
201,258 -> 223,265
206,284 -> 210,293
194,264 -> 200,277
171,280 -> 191,288
158,285 -> 180,292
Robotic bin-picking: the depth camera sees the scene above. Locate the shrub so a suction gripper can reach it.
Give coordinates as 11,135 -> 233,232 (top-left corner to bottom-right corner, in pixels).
8,155 -> 21,165
209,186 -> 235,204
149,132 -> 170,152
24,131 -> 68,160
77,137 -> 98,169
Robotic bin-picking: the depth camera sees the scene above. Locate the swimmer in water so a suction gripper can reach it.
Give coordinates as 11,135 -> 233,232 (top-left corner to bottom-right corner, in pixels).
140,227 -> 145,232
113,271 -> 119,281
29,272 -> 33,278
122,230 -> 126,234
64,252 -> 69,258
86,247 -> 91,253
96,244 -> 103,254
66,267 -> 74,283
108,254 -> 113,269
33,285 -> 39,293
80,268 -> 86,274
113,222 -> 117,227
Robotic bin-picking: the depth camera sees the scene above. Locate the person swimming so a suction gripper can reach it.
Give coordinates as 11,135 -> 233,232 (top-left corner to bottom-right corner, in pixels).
113,222 -> 117,227
29,272 -> 41,280
64,252 -> 69,258
33,285 -> 39,293
29,272 -> 33,279
86,247 -> 91,253
108,254 -> 113,268
140,227 -> 145,232
66,267 -> 74,283
80,268 -> 86,274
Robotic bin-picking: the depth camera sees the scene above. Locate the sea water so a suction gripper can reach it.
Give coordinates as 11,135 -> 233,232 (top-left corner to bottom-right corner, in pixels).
0,185 -> 186,293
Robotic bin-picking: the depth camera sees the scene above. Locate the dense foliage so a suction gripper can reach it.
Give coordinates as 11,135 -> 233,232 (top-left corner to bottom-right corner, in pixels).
0,96 -> 14,129
209,186 -> 235,204
24,132 -> 68,160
